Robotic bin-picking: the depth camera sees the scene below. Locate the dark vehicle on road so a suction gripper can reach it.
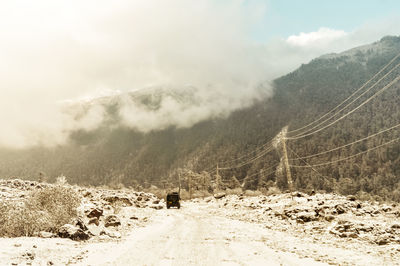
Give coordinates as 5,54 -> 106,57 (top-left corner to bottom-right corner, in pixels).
166,192 -> 180,209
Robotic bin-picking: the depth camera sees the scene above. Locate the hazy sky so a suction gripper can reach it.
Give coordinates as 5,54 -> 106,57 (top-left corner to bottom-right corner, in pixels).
249,0 -> 400,41
0,0 -> 399,148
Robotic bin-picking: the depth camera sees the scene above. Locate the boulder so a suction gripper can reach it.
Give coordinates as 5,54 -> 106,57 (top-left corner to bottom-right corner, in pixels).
335,204 -> 346,214
375,236 -> 389,245
293,192 -> 307,197
102,195 -> 133,206
381,205 -> 392,212
324,215 -> 335,222
295,212 -> 317,223
39,231 -> 55,238
58,224 -> 90,241
104,215 -> 121,227
87,208 -> 103,219
391,224 -> 400,229
88,217 -> 100,226
100,229 -> 122,238
346,195 -> 356,201
150,204 -> 163,210
73,218 -> 88,231
214,192 -> 226,199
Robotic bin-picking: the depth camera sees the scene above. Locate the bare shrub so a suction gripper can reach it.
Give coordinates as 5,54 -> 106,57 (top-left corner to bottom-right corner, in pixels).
192,190 -> 211,198
244,190 -> 262,197
144,187 -> 166,200
225,188 -> 243,195
263,186 -> 281,196
179,190 -> 190,200
55,175 -> 68,185
31,185 -> 81,230
0,201 -> 52,237
0,185 -> 81,237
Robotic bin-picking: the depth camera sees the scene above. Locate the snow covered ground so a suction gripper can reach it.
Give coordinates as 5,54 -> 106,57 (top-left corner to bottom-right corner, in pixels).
2,192 -> 400,265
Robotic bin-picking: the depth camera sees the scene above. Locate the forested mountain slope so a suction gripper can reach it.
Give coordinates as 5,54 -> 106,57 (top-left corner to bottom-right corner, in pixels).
1,36 -> 400,200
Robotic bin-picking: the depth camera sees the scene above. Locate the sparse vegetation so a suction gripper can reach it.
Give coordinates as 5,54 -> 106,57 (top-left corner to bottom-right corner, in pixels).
0,184 -> 81,237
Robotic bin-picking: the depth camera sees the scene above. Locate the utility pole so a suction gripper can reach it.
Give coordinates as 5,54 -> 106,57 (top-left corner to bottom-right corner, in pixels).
178,171 -> 181,195
216,163 -> 220,191
281,126 -> 293,192
188,174 -> 192,200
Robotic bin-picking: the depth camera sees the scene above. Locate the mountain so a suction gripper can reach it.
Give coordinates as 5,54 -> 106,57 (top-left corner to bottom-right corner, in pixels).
1,36 -> 400,201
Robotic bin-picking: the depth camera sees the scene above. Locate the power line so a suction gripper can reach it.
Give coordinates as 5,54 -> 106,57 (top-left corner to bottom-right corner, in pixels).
287,145 -> 331,185
245,162 -> 279,179
290,135 -> 400,168
202,138 -> 276,173
289,121 -> 400,161
218,139 -> 274,165
289,61 -> 400,138
286,75 -> 400,140
201,144 -> 275,174
287,52 -> 400,135
200,53 -> 400,178
240,165 -> 279,184
219,145 -> 276,170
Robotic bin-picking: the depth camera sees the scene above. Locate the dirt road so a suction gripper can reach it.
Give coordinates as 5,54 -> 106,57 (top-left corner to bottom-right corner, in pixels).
2,199 -> 391,265
81,202 -> 327,266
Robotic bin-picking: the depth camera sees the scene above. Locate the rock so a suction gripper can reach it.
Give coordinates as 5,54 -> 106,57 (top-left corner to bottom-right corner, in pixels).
100,229 -> 121,238
324,215 -> 335,222
372,209 -> 380,215
335,204 -> 346,214
73,218 -> 88,231
88,217 -> 100,226
104,215 -> 121,227
357,225 -> 374,232
39,231 -> 55,238
83,191 -> 92,197
204,197 -> 213,202
214,192 -> 226,199
22,252 -> 35,260
295,212 -> 317,223
391,224 -> 400,229
87,208 -> 103,219
102,195 -> 133,206
150,204 -> 163,210
104,205 -> 113,211
87,224 -> 103,236
381,205 -> 392,212
375,236 -> 389,245
293,192 -> 307,197
153,200 -> 160,204
346,195 -> 356,201
58,224 -> 90,241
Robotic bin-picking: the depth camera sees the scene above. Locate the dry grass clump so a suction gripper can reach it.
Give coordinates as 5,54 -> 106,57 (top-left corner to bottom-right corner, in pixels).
0,185 -> 81,237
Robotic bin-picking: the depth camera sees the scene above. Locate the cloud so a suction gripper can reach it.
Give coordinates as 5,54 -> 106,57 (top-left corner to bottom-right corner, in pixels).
287,28 -> 348,47
266,18 -> 400,76
0,0 -> 272,147
0,1 -> 399,148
